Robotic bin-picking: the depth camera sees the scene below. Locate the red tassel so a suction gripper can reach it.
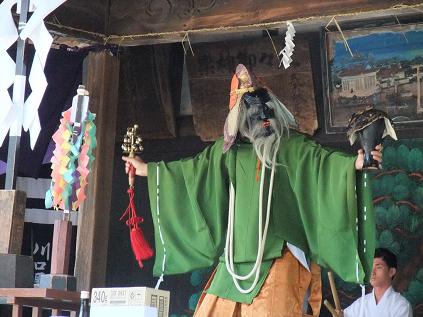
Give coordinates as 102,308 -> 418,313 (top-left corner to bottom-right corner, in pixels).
120,186 -> 154,268
130,227 -> 154,268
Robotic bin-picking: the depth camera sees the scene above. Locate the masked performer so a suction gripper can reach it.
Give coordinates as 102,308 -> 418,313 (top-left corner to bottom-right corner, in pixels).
123,64 -> 382,317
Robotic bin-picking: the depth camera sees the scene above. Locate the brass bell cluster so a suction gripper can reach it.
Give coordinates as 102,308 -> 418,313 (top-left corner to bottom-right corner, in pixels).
122,124 -> 143,157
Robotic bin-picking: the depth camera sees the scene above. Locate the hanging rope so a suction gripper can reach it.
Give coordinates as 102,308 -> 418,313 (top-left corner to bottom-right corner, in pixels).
326,17 -> 354,58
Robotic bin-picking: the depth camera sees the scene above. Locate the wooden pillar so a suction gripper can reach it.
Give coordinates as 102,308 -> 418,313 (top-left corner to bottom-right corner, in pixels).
0,190 -> 26,254
74,51 -> 120,291
50,219 -> 73,275
0,190 -> 33,288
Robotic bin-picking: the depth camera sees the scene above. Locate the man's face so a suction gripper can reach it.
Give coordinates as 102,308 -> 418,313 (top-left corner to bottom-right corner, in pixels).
370,257 -> 396,288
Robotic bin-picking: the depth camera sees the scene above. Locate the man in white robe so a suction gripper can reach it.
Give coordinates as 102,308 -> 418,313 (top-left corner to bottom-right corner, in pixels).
343,248 -> 412,317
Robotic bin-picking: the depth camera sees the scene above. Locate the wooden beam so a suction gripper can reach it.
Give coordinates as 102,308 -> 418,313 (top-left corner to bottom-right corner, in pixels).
107,0 -> 422,36
74,52 -> 120,291
47,0 -> 423,46
47,1 -> 107,35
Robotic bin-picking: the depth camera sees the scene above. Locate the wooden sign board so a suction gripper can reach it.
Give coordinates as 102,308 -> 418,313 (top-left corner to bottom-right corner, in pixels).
186,35 -> 318,141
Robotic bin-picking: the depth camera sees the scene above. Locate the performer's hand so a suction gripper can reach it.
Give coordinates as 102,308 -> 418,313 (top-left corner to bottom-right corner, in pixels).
355,144 -> 383,170
335,309 -> 344,317
122,156 -> 148,177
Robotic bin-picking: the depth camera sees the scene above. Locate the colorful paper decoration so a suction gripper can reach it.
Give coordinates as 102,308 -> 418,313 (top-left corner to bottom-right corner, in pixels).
45,108 -> 96,211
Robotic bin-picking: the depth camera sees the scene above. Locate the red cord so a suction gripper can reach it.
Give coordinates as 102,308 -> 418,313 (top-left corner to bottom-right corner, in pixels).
120,186 -> 154,268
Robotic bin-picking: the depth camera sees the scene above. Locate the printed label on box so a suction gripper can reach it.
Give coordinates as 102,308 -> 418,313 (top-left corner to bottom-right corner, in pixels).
91,287 -> 170,317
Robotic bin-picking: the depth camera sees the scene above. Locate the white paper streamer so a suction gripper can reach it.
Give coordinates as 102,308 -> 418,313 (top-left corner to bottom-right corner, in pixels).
23,21 -> 50,147
0,0 -> 18,145
279,21 -> 296,69
22,0 -> 67,148
10,75 -> 26,136
0,0 -> 67,148
0,92 -> 16,145
19,0 -> 67,41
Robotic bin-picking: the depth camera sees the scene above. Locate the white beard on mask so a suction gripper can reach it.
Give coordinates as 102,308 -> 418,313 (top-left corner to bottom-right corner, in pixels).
237,92 -> 297,167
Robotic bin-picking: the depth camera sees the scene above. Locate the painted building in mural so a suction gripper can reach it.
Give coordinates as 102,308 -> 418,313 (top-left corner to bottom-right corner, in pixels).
338,65 -> 379,98
335,62 -> 423,123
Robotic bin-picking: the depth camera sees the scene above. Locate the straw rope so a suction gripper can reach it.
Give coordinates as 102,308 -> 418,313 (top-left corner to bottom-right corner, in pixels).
45,2 -> 423,44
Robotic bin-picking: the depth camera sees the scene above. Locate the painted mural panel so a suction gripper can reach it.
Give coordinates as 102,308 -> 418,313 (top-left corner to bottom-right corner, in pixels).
324,23 -> 423,135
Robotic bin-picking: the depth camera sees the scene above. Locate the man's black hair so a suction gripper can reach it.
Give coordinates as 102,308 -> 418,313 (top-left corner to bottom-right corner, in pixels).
374,248 -> 397,269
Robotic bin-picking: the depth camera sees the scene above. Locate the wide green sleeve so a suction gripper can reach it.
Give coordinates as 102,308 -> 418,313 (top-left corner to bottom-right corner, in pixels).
147,139 -> 229,276
278,132 -> 375,284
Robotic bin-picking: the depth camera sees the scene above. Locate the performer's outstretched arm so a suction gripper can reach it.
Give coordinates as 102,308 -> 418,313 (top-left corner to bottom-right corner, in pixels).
121,140 -> 230,276
122,143 -> 383,175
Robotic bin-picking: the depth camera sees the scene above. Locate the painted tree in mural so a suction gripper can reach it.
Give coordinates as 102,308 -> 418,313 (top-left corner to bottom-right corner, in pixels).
375,140 -> 423,315
322,139 -> 423,317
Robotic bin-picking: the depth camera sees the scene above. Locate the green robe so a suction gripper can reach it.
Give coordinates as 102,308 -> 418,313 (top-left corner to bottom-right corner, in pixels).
147,131 -> 375,303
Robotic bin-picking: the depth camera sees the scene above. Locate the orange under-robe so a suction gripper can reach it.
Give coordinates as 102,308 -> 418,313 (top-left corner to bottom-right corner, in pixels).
195,250 -> 322,317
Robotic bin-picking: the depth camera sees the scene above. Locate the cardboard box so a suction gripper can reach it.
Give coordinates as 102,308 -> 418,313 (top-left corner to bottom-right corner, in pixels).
91,287 -> 170,317
90,305 -> 157,317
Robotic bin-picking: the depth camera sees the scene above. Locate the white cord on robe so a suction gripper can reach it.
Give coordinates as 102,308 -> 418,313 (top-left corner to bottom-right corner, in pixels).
155,163 -> 167,289
224,151 -> 276,293
357,171 -> 369,316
